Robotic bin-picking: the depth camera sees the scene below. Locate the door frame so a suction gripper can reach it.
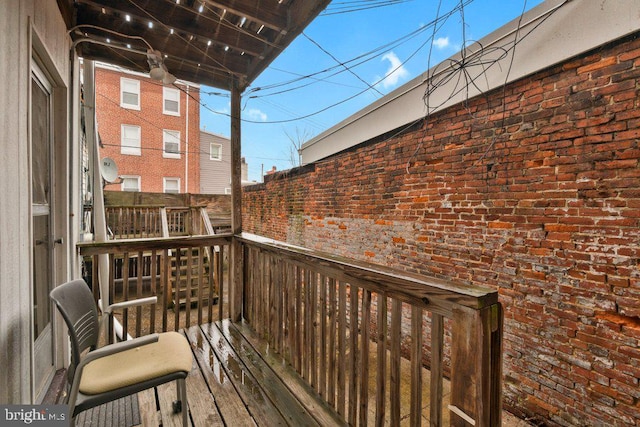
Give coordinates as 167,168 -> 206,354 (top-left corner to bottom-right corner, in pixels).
29,25 -> 69,403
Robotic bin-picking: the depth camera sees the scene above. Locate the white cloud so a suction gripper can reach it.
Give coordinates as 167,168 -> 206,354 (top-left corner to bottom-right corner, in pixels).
212,106 -> 229,115
379,52 -> 409,89
433,36 -> 450,49
247,108 -> 267,122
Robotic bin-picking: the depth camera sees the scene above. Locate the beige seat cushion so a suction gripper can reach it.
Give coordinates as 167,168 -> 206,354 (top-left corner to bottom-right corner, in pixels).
79,332 -> 192,395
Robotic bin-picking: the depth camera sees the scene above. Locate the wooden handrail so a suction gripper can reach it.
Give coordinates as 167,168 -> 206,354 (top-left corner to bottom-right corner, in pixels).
78,234 -> 232,256
238,232 -> 503,426
78,234 -> 232,338
237,233 -> 497,314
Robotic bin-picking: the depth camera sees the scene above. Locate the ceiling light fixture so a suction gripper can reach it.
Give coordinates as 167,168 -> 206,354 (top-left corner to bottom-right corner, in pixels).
257,24 -> 264,34
198,3 -> 204,13
125,14 -> 131,22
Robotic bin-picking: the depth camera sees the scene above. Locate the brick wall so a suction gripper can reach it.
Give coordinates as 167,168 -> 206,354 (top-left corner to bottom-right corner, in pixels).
243,33 -> 640,425
95,67 -> 201,193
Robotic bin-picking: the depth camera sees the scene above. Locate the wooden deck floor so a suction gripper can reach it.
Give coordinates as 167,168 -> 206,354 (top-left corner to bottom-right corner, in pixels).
72,320 -> 531,427
76,319 -> 345,427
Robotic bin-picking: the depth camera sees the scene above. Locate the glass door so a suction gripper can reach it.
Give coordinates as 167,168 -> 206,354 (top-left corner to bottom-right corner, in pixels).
31,61 -> 55,401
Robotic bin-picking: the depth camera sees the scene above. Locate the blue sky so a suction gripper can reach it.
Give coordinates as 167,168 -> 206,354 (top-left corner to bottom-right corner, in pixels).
200,0 -> 544,182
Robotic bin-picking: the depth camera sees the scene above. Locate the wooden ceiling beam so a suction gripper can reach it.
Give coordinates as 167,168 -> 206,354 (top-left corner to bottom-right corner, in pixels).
202,0 -> 288,33
80,43 -> 232,88
75,0 -> 274,58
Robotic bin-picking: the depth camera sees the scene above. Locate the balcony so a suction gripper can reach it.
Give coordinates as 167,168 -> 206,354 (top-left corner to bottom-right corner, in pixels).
71,204 -> 503,426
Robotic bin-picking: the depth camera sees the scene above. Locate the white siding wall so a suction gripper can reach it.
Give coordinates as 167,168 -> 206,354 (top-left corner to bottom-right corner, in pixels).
0,0 -> 72,403
199,130 -> 232,194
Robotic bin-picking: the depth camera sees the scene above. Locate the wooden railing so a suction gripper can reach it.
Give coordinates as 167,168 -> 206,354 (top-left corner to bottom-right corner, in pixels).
105,206 -> 214,239
78,235 -> 232,340
237,233 -> 503,427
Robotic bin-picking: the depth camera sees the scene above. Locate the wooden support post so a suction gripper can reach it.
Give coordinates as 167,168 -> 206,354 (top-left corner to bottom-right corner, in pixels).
450,304 -> 503,427
229,77 -> 243,322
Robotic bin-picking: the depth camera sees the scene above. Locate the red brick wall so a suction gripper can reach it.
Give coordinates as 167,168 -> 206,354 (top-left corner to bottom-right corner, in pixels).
95,67 -> 200,193
243,33 -> 640,425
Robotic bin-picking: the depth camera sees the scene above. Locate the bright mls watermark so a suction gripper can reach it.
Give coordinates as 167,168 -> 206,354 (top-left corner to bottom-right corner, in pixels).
0,405 -> 66,426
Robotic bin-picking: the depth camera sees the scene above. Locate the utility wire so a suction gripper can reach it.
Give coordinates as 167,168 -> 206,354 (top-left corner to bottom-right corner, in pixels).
303,33 -> 384,97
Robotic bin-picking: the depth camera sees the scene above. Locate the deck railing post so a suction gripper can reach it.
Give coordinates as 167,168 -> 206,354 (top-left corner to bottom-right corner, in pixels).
450,304 -> 503,427
229,77 -> 243,322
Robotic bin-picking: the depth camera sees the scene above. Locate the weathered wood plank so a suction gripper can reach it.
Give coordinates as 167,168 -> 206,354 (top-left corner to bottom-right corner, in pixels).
359,290 -> 371,427
375,294 -> 387,427
304,269 -> 312,382
390,300 -> 402,426
162,249 -> 170,332
150,250 -> 157,334
217,320 -> 324,426
174,249 -> 181,331
157,381 -> 191,427
232,320 -> 347,427
430,313 -> 444,427
237,233 -> 498,313
310,272 -> 318,390
183,325 -> 255,426
327,277 -> 337,408
136,250 -> 143,337
78,235 -> 233,256
295,265 -> 303,373
451,306 -> 477,427
136,388 -> 159,427
199,323 -> 288,426
197,247 -> 204,326
337,281 -> 347,417
348,285 -> 359,426
122,252 -> 130,338
319,275 -> 327,399
410,306 -> 423,427
180,331 -> 225,427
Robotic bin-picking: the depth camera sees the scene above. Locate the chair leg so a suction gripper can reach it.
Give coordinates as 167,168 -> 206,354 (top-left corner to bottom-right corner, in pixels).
179,378 -> 188,426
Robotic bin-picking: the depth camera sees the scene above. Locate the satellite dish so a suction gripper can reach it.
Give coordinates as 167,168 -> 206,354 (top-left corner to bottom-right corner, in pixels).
100,157 -> 119,183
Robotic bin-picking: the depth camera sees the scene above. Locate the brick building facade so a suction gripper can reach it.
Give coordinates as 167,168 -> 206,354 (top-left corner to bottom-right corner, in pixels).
95,64 -> 200,194
243,33 -> 640,425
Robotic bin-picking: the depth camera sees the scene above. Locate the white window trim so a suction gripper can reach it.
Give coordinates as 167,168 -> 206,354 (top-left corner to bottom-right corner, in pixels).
224,188 -> 232,195
121,175 -> 141,192
163,177 -> 181,194
163,87 -> 180,116
163,129 -> 181,159
121,124 -> 141,156
210,142 -> 222,161
120,77 -> 140,110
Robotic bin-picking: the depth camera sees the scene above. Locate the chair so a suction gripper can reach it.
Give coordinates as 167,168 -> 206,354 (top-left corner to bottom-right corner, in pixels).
50,279 -> 192,425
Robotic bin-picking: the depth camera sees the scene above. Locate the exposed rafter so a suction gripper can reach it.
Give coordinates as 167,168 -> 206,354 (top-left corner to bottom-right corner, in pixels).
60,0 -> 330,91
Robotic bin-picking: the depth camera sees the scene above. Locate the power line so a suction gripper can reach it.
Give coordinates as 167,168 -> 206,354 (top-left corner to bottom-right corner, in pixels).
303,33 -> 384,97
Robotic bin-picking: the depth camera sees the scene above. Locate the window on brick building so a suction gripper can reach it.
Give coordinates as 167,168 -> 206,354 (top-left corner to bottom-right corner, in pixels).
120,77 -> 140,110
210,143 -> 222,160
163,130 -> 180,158
163,87 -> 180,116
121,124 -> 141,155
163,177 -> 180,194
121,176 -> 140,192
